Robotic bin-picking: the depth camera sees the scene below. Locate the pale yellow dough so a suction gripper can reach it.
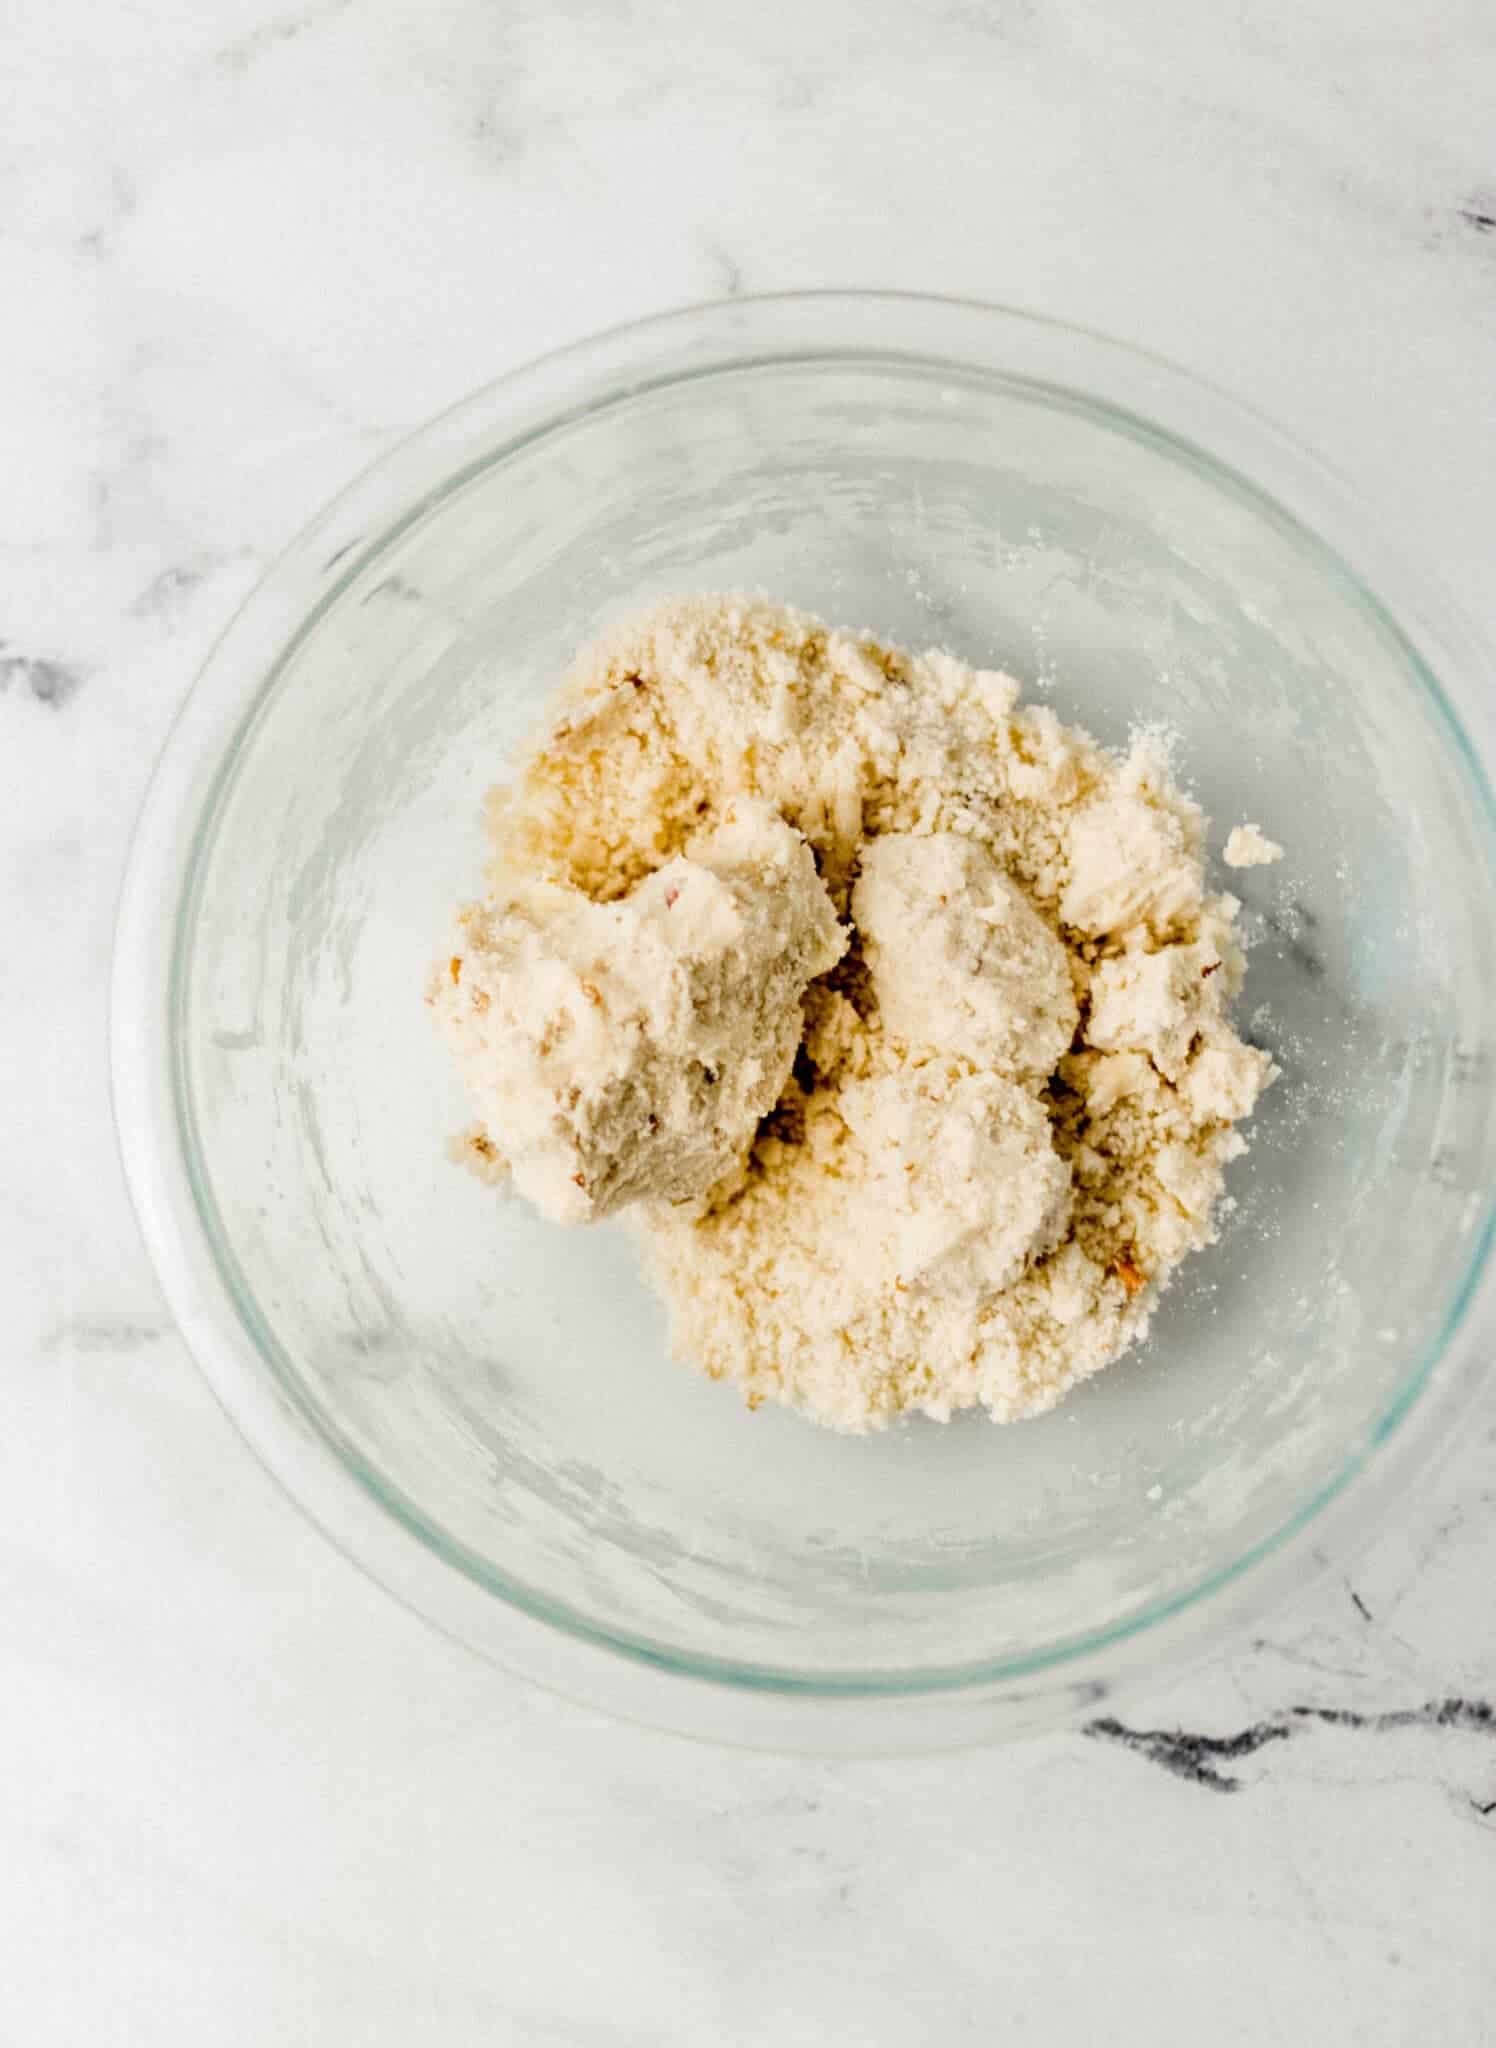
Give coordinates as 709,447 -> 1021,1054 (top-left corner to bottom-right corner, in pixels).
433,595 -> 1278,1431
852,834 -> 1078,1079
1223,822 -> 1285,869
430,800 -> 843,1222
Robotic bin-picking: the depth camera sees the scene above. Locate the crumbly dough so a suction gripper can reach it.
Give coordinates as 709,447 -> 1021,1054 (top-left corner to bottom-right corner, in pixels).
852,834 -> 1078,1078
433,595 -> 1278,1431
430,800 -> 844,1222
1224,822 -> 1284,869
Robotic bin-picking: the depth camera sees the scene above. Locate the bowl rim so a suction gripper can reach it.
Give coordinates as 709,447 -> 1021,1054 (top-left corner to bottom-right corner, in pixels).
110,290 -> 1496,1749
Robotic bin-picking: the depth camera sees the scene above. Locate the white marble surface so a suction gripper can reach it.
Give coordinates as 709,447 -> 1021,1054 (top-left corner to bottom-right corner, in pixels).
6,1 -> 1496,2039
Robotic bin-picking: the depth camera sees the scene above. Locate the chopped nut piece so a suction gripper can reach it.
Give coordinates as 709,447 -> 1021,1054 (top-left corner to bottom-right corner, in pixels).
1113,1253 -> 1148,1297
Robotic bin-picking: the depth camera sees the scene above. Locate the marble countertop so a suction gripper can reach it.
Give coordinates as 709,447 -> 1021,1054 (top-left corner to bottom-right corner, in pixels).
6,1 -> 1495,2039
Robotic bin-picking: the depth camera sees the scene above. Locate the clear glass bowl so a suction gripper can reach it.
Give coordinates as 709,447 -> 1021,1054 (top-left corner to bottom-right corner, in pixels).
112,295 -> 1496,1751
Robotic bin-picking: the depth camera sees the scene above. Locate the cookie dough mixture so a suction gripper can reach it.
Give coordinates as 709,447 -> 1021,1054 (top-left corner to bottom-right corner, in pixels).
430,596 -> 1278,1431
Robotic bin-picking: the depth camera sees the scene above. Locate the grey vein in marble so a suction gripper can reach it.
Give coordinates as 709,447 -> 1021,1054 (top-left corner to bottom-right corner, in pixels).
46,1317 -> 173,1355
129,557 -> 224,618
0,649 -> 84,709
1088,1697 -> 1496,1795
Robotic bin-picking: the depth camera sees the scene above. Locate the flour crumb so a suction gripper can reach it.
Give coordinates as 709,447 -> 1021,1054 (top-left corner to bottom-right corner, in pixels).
433,595 -> 1281,1433
1224,822 -> 1284,869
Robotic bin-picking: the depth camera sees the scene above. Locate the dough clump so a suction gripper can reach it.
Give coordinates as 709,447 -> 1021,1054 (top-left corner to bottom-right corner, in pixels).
1224,822 -> 1284,869
852,834 -> 1077,1078
432,596 -> 1278,1431
430,800 -> 844,1222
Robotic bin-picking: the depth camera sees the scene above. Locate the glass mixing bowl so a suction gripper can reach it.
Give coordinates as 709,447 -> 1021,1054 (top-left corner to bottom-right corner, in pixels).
112,295 -> 1496,1751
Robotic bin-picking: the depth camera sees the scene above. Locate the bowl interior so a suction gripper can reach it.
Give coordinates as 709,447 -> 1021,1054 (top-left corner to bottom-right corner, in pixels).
175,352 -> 1494,1686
